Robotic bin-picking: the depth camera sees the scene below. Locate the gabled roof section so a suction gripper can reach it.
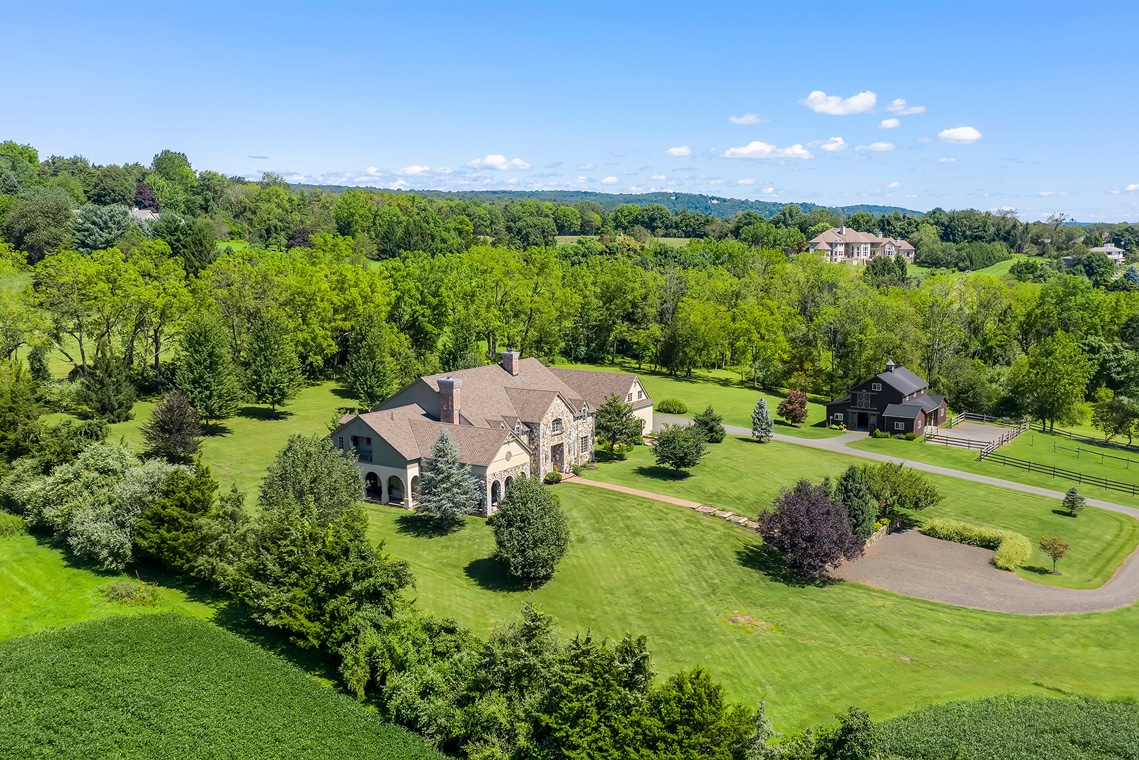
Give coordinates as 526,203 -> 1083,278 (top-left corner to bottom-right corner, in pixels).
504,387 -> 561,423
876,366 -> 928,396
882,403 -> 922,419
340,406 -> 527,467
913,393 -> 945,413
550,368 -> 648,411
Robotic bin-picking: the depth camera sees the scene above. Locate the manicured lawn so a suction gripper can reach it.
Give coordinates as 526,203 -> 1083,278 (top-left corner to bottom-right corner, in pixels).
583,436 -> 1139,589
0,614 -> 441,759
850,434 -> 1139,511
367,484 -> 1139,731
0,533 -> 214,641
557,358 -> 839,438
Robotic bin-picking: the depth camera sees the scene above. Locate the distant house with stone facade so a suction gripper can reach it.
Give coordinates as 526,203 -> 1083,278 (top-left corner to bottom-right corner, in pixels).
825,360 -> 946,435
808,227 -> 915,265
330,351 -> 653,516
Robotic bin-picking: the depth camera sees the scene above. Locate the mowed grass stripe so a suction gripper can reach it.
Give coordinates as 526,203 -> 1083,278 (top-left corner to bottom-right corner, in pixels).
367,484 -> 1139,730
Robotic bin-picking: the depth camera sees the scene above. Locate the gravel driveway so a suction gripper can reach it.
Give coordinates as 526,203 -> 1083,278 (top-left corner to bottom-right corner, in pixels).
834,529 -> 1139,614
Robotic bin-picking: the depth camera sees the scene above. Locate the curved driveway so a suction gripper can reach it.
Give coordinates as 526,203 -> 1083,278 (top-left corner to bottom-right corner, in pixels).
654,415 -> 1139,613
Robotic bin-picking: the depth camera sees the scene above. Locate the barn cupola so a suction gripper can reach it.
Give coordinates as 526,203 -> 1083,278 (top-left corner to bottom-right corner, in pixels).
885,359 -> 896,373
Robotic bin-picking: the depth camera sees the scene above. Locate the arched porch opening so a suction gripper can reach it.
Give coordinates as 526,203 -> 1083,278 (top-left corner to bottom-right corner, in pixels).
387,475 -> 405,505
410,475 -> 420,504
491,480 -> 501,506
504,475 -> 514,492
364,472 -> 381,501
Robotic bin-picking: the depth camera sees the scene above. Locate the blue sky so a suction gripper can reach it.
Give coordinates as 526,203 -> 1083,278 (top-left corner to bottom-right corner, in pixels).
2,1 -> 1137,220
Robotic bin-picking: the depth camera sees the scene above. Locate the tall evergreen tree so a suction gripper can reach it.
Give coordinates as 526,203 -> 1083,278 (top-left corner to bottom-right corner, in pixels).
752,397 -> 773,442
0,358 -> 40,462
832,465 -> 878,541
79,347 -> 136,422
692,405 -> 725,443
344,312 -> 397,409
244,311 -> 303,413
140,391 -> 202,462
175,313 -> 241,423
134,460 -> 218,573
416,431 -> 479,526
492,476 -> 570,582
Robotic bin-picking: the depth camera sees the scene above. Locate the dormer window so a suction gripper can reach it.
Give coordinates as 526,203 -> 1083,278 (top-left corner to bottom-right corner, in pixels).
552,418 -> 563,433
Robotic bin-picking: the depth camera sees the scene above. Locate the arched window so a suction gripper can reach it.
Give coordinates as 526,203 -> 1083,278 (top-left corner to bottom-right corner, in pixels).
551,418 -> 563,433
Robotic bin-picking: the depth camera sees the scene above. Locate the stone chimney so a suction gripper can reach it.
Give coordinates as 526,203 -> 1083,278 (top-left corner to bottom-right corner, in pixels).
501,349 -> 520,376
438,375 -> 461,424
885,359 -> 896,373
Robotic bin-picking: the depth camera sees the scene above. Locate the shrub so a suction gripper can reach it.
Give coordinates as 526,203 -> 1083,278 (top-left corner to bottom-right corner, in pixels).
861,462 -> 943,514
656,397 -> 687,414
903,432 -> 917,440
692,405 -> 725,443
828,423 -> 845,431
0,510 -> 26,537
570,464 -> 583,477
543,471 -> 562,485
870,429 -> 890,439
101,579 -> 157,606
922,517 -> 1032,570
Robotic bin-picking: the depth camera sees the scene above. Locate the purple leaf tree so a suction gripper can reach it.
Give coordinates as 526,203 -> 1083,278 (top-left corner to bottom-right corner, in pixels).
759,480 -> 862,579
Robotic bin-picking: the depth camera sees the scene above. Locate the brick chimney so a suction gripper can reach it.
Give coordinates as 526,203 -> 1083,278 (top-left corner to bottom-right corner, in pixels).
501,349 -> 520,376
438,376 -> 461,424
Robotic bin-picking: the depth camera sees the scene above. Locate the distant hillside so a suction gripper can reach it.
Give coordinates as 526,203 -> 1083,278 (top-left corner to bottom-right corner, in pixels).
290,185 -> 919,220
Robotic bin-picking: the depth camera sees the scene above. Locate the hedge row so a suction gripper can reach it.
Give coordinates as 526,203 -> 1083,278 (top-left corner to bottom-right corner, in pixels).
922,517 -> 1032,571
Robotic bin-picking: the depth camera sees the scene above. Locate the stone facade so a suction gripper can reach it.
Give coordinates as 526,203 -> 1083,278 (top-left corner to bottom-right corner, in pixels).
524,394 -> 594,477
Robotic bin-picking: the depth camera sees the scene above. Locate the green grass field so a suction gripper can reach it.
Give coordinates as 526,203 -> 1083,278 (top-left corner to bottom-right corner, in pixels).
557,359 -> 838,438
367,483 -> 1139,731
850,434 -> 1139,511
583,436 -> 1139,589
878,695 -> 1139,760
0,614 -> 441,760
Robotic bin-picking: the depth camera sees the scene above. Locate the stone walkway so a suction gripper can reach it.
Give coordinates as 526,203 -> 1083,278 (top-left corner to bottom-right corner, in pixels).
834,529 -> 1139,614
572,478 -> 760,530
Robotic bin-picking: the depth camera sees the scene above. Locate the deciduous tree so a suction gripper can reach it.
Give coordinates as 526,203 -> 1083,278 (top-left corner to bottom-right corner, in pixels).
1039,535 -> 1070,575
343,311 -> 397,408
653,423 -> 706,471
594,392 -> 643,452
759,480 -> 861,579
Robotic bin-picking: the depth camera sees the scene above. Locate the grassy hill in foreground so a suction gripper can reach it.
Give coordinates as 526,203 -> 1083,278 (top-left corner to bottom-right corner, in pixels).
0,614 -> 441,760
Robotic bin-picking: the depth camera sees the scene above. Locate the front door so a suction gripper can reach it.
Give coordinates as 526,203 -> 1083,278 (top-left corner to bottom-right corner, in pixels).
551,443 -> 564,473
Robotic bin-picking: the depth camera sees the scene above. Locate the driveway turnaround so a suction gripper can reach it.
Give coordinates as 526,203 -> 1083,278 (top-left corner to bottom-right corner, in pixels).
834,529 -> 1139,614
652,415 -> 1139,613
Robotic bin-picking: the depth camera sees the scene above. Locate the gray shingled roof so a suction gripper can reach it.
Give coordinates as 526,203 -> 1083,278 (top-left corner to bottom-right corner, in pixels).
876,366 -> 928,396
882,403 -> 922,419
913,393 -> 945,413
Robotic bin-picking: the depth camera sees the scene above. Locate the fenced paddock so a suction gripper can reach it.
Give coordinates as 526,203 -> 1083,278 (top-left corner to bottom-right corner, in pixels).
925,413 -> 1028,453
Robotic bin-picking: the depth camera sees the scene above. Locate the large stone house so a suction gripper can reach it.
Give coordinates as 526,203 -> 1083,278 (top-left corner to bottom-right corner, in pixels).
808,227 -> 915,265
330,351 -> 653,515
825,360 -> 946,435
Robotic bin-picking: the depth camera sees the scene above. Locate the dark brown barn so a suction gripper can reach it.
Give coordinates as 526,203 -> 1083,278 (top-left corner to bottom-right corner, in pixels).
825,360 -> 947,435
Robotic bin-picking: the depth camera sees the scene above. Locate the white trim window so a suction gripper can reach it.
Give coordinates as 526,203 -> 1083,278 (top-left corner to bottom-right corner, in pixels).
552,418 -> 563,433
894,421 -> 905,431
834,413 -> 843,422
872,382 -> 882,391
337,436 -> 344,450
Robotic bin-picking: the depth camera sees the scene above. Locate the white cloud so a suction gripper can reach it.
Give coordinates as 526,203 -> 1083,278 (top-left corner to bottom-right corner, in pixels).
886,98 -> 925,115
856,142 -> 896,152
650,174 -> 667,181
738,178 -> 757,185
708,179 -> 726,185
800,90 -> 876,115
723,141 -> 813,159
938,126 -> 983,144
576,176 -> 588,183
1127,183 -> 1139,191
816,136 -> 847,152
466,154 -> 531,170
937,157 -> 957,163
729,113 -> 768,125
761,187 -> 776,194
578,162 -> 595,170
394,164 -> 431,175
1039,191 -> 1056,196
886,181 -> 901,188
666,145 -> 692,156
601,176 -> 618,184
880,118 -> 901,129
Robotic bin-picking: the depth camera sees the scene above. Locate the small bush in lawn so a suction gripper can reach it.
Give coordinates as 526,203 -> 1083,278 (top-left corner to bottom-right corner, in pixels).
870,429 -> 890,439
570,464 -> 584,477
0,511 -> 27,537
101,579 -> 157,607
904,432 -> 917,440
543,471 -> 562,485
653,423 -> 707,471
1062,487 -> 1085,517
656,397 -> 687,414
922,517 -> 1032,570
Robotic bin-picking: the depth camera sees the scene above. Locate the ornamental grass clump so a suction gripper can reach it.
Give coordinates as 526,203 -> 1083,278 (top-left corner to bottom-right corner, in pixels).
655,397 -> 687,414
922,517 -> 1032,571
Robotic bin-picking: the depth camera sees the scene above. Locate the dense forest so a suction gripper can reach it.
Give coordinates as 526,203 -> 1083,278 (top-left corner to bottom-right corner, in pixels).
5,140 -> 1139,448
